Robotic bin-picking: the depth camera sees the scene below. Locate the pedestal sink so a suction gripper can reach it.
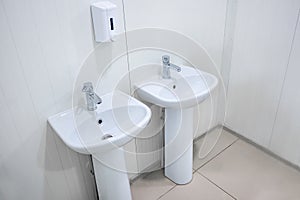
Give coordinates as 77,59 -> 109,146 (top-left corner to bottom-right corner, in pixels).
48,91 -> 151,200
135,65 -> 218,184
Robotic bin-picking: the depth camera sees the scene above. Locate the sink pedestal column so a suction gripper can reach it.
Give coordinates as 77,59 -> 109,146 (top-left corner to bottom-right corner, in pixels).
164,108 -> 193,184
92,147 -> 132,200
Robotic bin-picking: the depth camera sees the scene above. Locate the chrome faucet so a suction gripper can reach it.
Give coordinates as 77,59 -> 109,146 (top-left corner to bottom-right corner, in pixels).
162,55 -> 181,79
82,82 -> 102,111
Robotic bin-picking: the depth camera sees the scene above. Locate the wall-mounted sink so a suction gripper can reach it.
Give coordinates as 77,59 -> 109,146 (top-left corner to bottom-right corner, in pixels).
48,91 -> 151,200
135,63 -> 218,184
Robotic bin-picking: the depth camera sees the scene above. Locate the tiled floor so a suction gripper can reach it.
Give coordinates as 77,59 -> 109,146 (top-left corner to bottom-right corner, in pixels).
130,128 -> 300,200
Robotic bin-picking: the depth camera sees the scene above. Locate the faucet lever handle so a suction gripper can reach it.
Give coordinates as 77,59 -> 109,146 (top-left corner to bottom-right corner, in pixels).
82,82 -> 93,93
162,55 -> 170,64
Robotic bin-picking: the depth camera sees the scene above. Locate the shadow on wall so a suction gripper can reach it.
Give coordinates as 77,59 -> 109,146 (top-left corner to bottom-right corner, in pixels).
42,124 -> 97,200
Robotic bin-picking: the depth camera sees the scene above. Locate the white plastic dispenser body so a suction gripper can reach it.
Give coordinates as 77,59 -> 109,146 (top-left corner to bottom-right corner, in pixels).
91,1 -> 117,42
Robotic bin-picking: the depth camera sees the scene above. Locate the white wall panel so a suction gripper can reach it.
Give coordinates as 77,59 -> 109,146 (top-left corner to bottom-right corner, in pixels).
123,0 -> 227,68
225,0 -> 300,147
0,1 -> 41,141
2,0 -> 58,124
269,10 -> 300,167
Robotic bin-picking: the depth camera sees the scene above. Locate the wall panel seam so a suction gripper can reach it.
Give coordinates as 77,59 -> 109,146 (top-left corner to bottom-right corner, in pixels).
268,8 -> 300,148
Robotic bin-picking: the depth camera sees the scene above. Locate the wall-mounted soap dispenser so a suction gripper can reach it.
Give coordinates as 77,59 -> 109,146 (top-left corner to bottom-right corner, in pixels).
91,1 -> 117,42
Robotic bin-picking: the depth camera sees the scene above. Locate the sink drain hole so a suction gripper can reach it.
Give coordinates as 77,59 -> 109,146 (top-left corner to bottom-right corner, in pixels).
102,134 -> 113,140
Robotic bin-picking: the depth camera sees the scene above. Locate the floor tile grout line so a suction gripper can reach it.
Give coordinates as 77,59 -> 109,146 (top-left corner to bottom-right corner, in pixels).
155,138 -> 240,199
197,172 -> 238,200
156,185 -> 177,200
132,133 -> 239,200
194,138 -> 239,172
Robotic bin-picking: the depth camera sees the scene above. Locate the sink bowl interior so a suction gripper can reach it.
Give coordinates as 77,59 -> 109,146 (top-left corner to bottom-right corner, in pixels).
96,105 -> 149,135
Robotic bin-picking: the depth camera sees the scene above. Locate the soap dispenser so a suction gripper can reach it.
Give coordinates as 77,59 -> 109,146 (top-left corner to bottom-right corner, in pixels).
91,1 -> 117,42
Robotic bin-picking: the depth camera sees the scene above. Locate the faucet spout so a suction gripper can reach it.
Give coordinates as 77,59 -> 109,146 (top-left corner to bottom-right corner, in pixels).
82,82 -> 102,111
162,55 -> 181,79
92,93 -> 102,104
169,63 -> 181,72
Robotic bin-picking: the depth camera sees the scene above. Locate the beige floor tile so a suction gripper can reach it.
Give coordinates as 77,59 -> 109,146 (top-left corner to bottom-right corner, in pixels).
159,172 -> 234,200
193,128 -> 238,170
131,170 -> 175,200
199,140 -> 300,200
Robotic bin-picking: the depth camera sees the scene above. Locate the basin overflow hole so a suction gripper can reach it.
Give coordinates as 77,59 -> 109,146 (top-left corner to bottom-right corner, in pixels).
98,119 -> 103,125
102,134 -> 113,140
173,85 -> 176,89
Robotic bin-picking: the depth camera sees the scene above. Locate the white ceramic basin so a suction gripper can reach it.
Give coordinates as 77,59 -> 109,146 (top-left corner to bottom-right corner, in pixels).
135,65 -> 218,108
48,91 -> 151,154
